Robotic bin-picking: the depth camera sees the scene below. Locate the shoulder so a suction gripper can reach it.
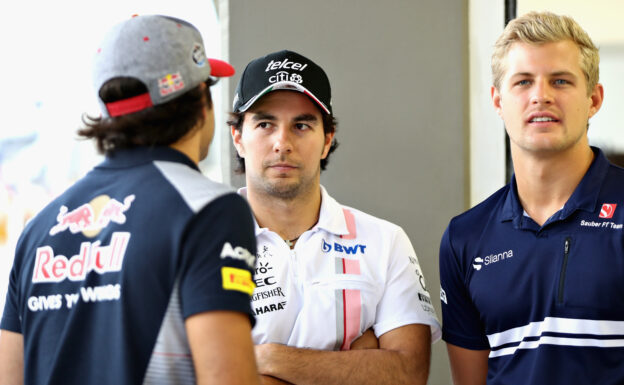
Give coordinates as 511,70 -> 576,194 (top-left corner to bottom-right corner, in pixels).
602,163 -> 624,190
443,184 -> 510,249
338,203 -> 404,235
152,160 -> 234,213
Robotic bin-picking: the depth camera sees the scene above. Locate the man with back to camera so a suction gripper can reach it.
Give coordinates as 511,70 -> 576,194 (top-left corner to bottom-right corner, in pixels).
229,49 -> 441,385
0,15 -> 260,385
439,11 -> 624,385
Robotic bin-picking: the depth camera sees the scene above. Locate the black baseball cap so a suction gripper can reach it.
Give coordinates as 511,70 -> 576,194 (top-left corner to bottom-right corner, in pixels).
232,50 -> 332,114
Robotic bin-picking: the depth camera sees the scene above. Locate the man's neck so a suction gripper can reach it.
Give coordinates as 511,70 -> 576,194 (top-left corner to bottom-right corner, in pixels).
512,144 -> 594,226
246,183 -> 323,242
170,129 -> 201,165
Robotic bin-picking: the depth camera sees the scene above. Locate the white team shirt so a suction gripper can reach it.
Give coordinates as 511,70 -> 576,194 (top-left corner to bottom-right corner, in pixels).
240,186 -> 441,350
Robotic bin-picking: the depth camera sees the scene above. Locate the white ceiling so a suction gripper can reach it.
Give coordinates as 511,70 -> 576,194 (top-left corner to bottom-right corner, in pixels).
518,0 -> 624,46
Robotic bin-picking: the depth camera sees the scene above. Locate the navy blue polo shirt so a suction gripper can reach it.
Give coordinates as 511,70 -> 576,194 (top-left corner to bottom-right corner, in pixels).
440,147 -> 624,385
1,147 -> 257,385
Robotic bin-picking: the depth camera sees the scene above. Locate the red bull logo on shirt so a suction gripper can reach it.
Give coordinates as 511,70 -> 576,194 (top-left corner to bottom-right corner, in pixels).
49,194 -> 135,238
32,232 -> 130,283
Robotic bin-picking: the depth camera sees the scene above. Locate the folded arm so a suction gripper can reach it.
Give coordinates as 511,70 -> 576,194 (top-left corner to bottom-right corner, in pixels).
255,323 -> 431,385
446,343 -> 489,385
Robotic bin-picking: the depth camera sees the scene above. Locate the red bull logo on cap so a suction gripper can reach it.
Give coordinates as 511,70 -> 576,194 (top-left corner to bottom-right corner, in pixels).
49,194 -> 135,238
158,72 -> 185,96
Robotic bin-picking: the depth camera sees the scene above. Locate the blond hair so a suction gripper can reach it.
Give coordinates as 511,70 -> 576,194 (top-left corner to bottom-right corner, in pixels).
491,11 -> 599,95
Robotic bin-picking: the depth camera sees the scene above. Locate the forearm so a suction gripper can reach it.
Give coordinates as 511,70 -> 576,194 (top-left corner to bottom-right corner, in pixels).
260,375 -> 292,385
256,344 -> 429,385
0,330 -> 24,385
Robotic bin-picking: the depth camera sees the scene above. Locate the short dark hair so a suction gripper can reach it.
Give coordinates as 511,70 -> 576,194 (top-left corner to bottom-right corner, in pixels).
79,77 -> 215,154
227,108 -> 339,174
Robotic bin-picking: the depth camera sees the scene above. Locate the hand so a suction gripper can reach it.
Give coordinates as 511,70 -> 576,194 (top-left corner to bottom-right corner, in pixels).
350,328 -> 379,350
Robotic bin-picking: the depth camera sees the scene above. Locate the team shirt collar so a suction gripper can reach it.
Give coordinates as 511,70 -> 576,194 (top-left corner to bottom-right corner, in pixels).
237,187 -> 265,237
316,185 -> 351,237
98,146 -> 198,171
237,185 -> 350,237
501,146 -> 610,226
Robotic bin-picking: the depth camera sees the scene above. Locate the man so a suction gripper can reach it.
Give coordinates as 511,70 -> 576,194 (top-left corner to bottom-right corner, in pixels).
229,50 -> 441,385
440,11 -> 624,385
0,15 -> 259,385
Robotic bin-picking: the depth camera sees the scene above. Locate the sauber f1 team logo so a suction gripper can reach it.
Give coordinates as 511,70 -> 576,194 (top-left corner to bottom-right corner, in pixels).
49,194 -> 135,238
599,203 -> 617,219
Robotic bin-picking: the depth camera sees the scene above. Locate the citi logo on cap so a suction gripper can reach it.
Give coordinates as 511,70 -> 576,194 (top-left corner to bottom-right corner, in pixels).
599,203 -> 617,219
269,71 -> 303,84
265,58 -> 308,72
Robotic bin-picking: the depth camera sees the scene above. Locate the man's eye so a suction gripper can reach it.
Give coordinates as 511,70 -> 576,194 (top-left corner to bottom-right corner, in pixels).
516,79 -> 531,86
295,123 -> 310,130
554,79 -> 569,85
257,122 -> 272,129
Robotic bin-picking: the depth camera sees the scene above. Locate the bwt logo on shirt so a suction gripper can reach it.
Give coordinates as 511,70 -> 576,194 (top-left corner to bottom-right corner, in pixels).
322,239 -> 366,254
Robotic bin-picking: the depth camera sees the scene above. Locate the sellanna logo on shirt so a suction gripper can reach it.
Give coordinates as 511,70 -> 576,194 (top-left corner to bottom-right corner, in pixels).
473,249 -> 513,271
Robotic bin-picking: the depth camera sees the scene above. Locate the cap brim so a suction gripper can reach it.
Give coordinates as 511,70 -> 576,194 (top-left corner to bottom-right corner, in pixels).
238,81 -> 330,114
208,58 -> 235,77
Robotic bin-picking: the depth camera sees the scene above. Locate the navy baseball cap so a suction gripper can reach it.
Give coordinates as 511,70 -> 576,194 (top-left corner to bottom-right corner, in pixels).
93,14 -> 235,118
232,50 -> 332,114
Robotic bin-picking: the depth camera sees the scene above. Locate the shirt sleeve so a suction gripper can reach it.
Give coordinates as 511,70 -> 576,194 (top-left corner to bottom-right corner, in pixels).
177,193 -> 257,325
1,242 -> 23,333
373,227 -> 441,342
439,224 -> 490,349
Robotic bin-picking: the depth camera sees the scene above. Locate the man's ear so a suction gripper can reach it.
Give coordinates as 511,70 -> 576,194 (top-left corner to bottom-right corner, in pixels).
231,126 -> 245,157
491,86 -> 503,118
588,83 -> 604,119
321,131 -> 335,159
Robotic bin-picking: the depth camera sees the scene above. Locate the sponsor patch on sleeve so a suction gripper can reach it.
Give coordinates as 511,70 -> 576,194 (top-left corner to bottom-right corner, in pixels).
221,266 -> 255,295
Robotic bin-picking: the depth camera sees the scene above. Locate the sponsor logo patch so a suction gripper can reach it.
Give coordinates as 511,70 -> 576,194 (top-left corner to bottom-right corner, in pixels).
192,43 -> 206,67
440,287 -> 447,304
322,239 -> 366,255
599,203 -> 617,219
252,301 -> 287,315
49,195 -> 135,238
221,266 -> 255,295
220,242 -> 255,268
33,232 -> 130,283
159,72 -> 185,96
473,249 -> 514,271
264,58 -> 308,72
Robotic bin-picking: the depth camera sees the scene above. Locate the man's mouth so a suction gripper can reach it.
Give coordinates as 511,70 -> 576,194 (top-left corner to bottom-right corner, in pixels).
530,116 -> 557,122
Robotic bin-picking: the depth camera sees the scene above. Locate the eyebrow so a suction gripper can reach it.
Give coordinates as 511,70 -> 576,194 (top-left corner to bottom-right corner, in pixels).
510,71 -> 578,78
550,71 -> 578,78
250,112 -> 277,121
249,112 -> 319,123
293,113 -> 318,122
